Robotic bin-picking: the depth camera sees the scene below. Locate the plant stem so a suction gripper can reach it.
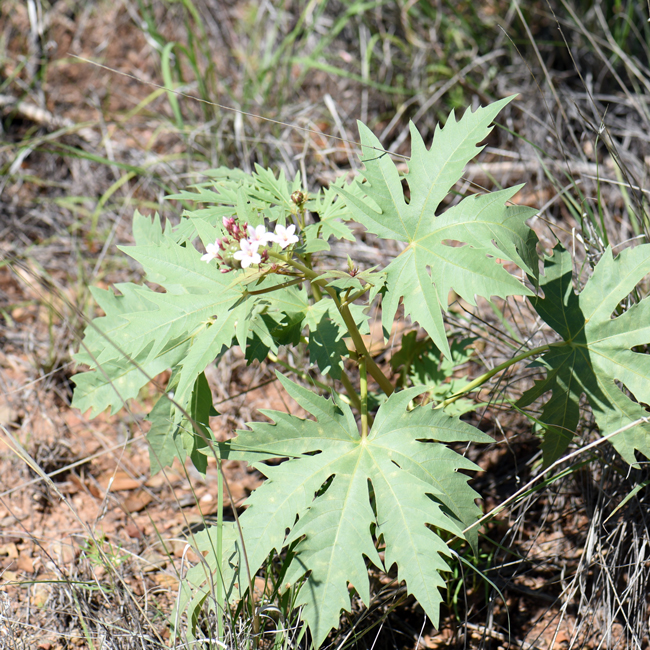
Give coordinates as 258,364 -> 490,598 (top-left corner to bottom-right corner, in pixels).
268,250 -> 326,303
215,450 -> 224,638
304,253 -> 323,302
268,251 -> 318,280
359,356 -> 369,440
334,298 -> 394,396
293,257 -> 363,410
435,343 -> 551,409
268,250 -> 395,396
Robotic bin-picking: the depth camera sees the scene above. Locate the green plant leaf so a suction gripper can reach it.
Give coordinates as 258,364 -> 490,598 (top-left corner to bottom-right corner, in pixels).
518,244 -> 650,466
208,374 -> 491,645
72,214 -> 244,419
146,371 -> 217,475
298,227 -> 331,254
71,333 -> 189,418
168,165 -> 298,233
302,294 -> 371,338
174,301 -> 249,412
303,176 -> 358,242
186,371 -> 217,473
308,313 -> 349,379
245,312 -> 281,363
338,98 -> 538,357
249,163 -> 300,210
132,210 -> 166,246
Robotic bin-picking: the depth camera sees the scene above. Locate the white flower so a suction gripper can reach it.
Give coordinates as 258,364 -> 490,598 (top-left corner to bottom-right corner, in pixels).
233,239 -> 261,268
271,223 -> 299,249
247,224 -> 273,246
200,241 -> 220,263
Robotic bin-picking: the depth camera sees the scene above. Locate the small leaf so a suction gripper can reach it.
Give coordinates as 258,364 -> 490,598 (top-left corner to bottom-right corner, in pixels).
308,313 -> 349,379
250,164 -> 295,210
303,176 -> 358,242
187,372 -> 217,474
297,227 -> 331,254
146,372 -> 216,475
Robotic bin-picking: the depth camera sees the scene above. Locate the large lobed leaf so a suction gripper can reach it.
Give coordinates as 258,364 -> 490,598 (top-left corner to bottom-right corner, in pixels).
338,97 -> 539,357
198,375 -> 493,645
518,244 -> 650,465
72,212 -> 245,421
71,210 -> 365,474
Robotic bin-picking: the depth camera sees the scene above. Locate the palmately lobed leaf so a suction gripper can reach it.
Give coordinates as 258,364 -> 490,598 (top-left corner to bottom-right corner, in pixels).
337,98 -> 539,357
213,374 -> 491,646
72,213 -> 244,421
518,244 -> 650,466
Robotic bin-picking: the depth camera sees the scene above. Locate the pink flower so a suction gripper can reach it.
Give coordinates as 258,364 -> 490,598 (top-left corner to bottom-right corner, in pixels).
247,224 -> 273,246
200,241 -> 220,263
270,223 -> 299,249
233,239 -> 261,268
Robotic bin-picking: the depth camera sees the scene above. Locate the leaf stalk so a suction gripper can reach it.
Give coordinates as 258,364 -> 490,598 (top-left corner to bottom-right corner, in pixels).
340,285 -> 371,307
339,371 -> 362,412
436,343 -> 551,409
359,356 -> 369,440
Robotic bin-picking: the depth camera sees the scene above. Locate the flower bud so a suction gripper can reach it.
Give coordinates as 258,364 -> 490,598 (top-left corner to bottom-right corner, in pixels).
291,190 -> 306,206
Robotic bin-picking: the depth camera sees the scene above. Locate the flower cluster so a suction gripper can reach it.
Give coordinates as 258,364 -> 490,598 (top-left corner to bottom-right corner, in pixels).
201,216 -> 300,270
